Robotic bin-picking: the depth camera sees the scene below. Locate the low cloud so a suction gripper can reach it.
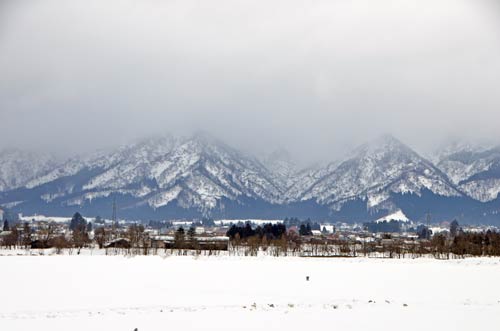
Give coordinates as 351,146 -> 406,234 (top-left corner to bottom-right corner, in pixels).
1,0 -> 499,163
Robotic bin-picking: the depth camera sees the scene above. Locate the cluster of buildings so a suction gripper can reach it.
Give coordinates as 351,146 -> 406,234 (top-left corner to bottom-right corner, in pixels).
0,213 -> 498,252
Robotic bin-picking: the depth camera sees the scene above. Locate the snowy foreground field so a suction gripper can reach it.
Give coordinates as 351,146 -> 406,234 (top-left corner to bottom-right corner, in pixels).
1,256 -> 500,331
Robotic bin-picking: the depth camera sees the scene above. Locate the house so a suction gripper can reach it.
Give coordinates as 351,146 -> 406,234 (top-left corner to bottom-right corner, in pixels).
152,235 -> 229,250
311,230 -> 322,236
0,230 -> 12,238
150,235 -> 174,249
196,236 -> 229,251
105,238 -> 131,249
31,239 -> 52,249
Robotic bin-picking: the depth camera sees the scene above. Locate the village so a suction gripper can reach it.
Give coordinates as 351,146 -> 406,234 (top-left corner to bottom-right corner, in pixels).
1,211 -> 499,258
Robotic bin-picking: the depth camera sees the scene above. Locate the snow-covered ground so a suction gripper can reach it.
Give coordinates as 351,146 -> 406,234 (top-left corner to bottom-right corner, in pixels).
1,255 -> 499,331
20,214 -> 72,223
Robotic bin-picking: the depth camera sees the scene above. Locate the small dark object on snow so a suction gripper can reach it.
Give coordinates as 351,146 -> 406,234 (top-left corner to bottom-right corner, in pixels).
268,304 -> 275,308
134,329 -> 138,331
403,303 -> 408,307
306,276 -> 310,281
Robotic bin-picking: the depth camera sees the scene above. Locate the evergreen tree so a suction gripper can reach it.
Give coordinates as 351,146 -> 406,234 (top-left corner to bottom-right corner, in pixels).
306,223 -> 312,235
226,224 -> 238,239
69,212 -> 87,231
174,227 -> 185,248
3,220 -> 9,231
243,222 -> 254,237
187,226 -> 196,242
450,220 -> 460,238
299,224 -> 307,236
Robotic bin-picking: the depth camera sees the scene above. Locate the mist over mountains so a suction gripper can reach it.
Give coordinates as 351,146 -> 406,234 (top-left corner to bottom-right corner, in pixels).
2,1 -> 500,226
1,133 -> 500,224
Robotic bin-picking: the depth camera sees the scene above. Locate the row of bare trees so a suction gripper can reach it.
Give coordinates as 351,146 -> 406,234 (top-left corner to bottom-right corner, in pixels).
429,230 -> 500,259
3,215 -> 500,259
226,230 -> 500,258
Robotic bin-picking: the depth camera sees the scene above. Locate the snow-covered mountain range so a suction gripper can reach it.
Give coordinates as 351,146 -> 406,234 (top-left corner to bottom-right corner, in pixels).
436,143 -> 500,203
1,133 -> 500,224
0,149 -> 57,192
292,135 -> 461,208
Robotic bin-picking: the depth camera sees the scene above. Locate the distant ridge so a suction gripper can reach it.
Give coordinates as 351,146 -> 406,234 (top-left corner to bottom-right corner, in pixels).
1,133 -> 500,224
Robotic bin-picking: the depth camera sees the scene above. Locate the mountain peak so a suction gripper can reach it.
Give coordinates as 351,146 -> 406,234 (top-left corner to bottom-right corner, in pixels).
368,134 -> 406,148
2,133 -> 500,224
266,148 -> 293,164
190,131 -> 220,144
348,134 -> 413,161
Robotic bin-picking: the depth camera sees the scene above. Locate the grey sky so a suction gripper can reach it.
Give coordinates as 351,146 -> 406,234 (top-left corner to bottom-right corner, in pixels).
1,0 -> 500,164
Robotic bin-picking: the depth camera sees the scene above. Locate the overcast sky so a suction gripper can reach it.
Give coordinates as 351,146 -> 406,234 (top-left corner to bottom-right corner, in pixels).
1,0 -> 500,163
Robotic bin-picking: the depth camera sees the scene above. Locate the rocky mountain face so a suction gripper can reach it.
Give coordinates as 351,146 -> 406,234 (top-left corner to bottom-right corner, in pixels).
262,148 -> 304,191
435,144 -> 500,203
0,134 -> 285,218
291,135 -> 462,211
0,149 -> 57,192
1,134 -> 500,224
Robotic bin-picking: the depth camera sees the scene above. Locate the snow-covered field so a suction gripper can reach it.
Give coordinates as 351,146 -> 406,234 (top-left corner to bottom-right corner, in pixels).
1,255 -> 499,331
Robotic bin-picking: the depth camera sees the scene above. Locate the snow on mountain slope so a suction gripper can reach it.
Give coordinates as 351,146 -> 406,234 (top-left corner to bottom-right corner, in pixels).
0,149 -> 57,191
3,133 -> 500,219
262,148 -> 299,190
436,145 -> 500,202
131,134 -> 284,211
284,162 -> 336,202
13,133 -> 284,213
25,135 -> 178,191
460,179 -> 500,203
82,135 -> 179,191
295,135 -> 462,211
429,140 -> 492,164
434,141 -> 496,184
375,209 -> 410,223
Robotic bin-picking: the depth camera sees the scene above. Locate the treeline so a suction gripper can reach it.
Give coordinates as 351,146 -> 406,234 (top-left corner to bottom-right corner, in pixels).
226,223 -> 286,240
283,217 -> 322,231
146,217 -> 216,230
3,213 -> 500,259
1,213 -> 94,254
223,220 -> 500,258
430,230 -> 500,258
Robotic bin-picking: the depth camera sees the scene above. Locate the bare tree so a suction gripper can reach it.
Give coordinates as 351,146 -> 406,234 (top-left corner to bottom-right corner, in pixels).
94,226 -> 109,249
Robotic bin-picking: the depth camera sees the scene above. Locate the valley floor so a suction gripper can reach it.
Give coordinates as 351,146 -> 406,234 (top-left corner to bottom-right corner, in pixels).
1,255 -> 499,331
